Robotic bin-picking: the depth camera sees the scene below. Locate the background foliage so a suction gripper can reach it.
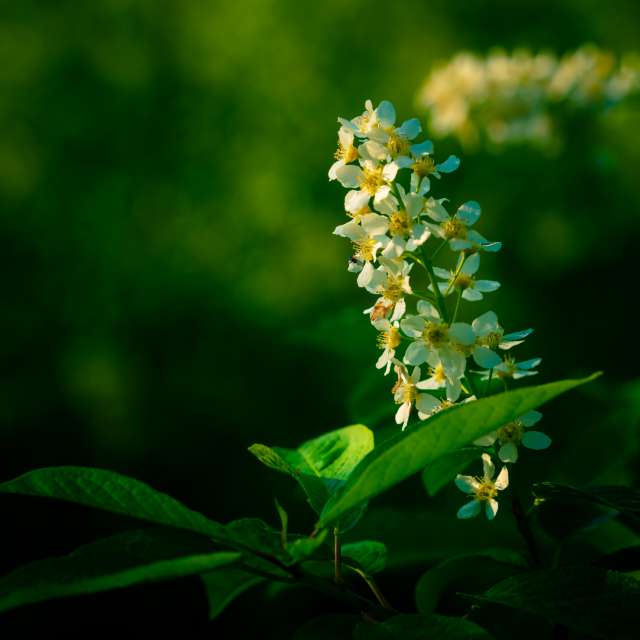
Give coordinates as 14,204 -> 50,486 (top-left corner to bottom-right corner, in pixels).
1,0 -> 639,634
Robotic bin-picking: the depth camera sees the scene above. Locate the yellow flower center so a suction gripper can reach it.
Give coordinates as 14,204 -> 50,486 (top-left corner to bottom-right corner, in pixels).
478,331 -> 503,349
496,357 -> 516,379
377,326 -> 401,350
498,420 -> 524,445
442,218 -> 467,240
412,155 -> 436,177
389,210 -> 412,236
430,363 -> 447,384
473,479 -> 498,502
361,166 -> 386,194
383,274 -> 405,302
422,322 -> 448,347
396,381 -> 417,405
334,141 -> 358,163
453,273 -> 474,290
387,131 -> 411,157
352,238 -> 376,262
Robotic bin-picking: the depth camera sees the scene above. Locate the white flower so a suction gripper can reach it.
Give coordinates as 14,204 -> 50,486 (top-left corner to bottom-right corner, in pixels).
339,99 -> 397,139
391,363 -> 440,430
474,410 -> 551,463
433,253 -> 501,301
455,453 -> 509,520
365,258 -> 413,322
484,355 -> 542,380
333,213 -> 391,287
400,300 -> 475,378
471,311 -> 533,369
380,185 -> 431,257
374,318 -> 401,375
328,127 -> 359,181
335,140 -> 398,214
414,351 -> 464,401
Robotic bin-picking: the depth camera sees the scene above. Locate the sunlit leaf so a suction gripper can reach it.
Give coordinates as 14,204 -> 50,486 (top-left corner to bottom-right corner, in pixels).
0,528 -> 240,614
320,374 -> 600,526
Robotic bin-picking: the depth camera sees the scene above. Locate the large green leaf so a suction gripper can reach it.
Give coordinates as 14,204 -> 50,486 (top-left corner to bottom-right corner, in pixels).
319,374 -> 600,526
0,466 -> 226,539
467,568 -> 640,639
422,447 -> 481,496
250,424 -> 374,526
201,568 -> 263,620
354,614 -> 494,639
0,528 -> 240,613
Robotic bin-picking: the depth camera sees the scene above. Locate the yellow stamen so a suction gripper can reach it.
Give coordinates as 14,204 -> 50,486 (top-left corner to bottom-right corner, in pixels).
473,478 -> 498,501
422,322 -> 448,347
383,274 -> 405,302
387,131 -> 411,157
498,420 -> 525,445
412,155 -> 436,177
442,218 -> 467,240
361,167 -> 385,195
389,210 -> 412,236
377,326 -> 401,350
352,238 -> 376,262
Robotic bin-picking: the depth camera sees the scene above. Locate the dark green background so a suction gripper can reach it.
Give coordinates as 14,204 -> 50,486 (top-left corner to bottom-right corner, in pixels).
1,0 -> 639,634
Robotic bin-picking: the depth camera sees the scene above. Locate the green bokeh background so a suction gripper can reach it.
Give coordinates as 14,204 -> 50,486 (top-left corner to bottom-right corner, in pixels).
1,0 -> 639,633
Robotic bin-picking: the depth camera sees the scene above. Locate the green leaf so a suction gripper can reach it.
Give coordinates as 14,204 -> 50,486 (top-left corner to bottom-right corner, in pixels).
319,374 -> 600,526
415,552 -> 524,614
0,528 -> 240,613
250,424 -> 374,526
0,466 -> 226,540
422,447 -> 482,496
342,540 -> 387,575
354,614 -> 495,639
467,567 -> 640,639
201,568 -> 263,620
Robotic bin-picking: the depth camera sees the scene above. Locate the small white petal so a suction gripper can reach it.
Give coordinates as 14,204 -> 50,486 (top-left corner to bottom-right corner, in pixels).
472,311 -> 499,336
474,280 -> 501,293
356,261 -> 375,288
345,189 -> 370,213
410,140 -> 434,156
474,431 -> 498,447
494,466 -> 509,490
462,253 -> 481,275
403,341 -> 428,365
457,500 -> 481,519
436,155 -> 460,173
455,474 -> 481,494
395,402 -> 411,429
518,357 -> 542,370
462,288 -> 483,301
397,118 -> 421,139
416,393 -> 440,417
361,212 -> 389,236
473,346 -> 502,369
376,100 -> 396,127
485,499 -> 499,520
455,200 -> 481,226
335,164 -> 363,189
416,300 -> 441,319
499,442 -> 519,464
520,410 -> 542,427
382,162 -> 399,182
522,431 -> 551,450
481,453 -> 495,480
334,220 -> 365,240
449,322 -> 475,346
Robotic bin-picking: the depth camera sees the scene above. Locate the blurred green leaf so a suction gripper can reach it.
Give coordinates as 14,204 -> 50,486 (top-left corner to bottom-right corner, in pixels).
343,540 -> 387,575
415,551 -> 525,614
354,614 -> 494,639
466,568 -> 640,639
0,528 -> 240,614
201,568 -> 263,620
422,447 -> 482,496
0,466 -> 226,539
320,374 -> 600,526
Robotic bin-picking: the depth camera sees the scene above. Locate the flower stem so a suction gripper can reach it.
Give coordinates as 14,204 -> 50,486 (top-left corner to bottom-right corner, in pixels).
345,564 -> 395,611
451,289 -> 462,323
333,526 -> 342,584
421,246 -> 449,323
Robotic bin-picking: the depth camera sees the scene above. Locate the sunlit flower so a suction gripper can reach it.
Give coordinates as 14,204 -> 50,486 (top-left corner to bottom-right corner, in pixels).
391,362 -> 440,430
374,318 -> 402,375
328,127 -> 359,181
400,300 -> 475,378
338,99 -> 396,139
485,355 -> 542,380
415,351 -> 464,401
365,258 -> 413,322
455,453 -> 509,520
471,311 -> 533,369
333,213 -> 390,287
380,185 -> 431,257
433,253 -> 501,301
474,410 -> 551,463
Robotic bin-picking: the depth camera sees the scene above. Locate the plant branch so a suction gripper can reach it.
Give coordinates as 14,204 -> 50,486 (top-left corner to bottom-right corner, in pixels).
510,493 -> 542,568
420,246 -> 449,323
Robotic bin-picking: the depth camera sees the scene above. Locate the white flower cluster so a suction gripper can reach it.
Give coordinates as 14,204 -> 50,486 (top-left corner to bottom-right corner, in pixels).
416,46 -> 640,150
330,100 -> 550,520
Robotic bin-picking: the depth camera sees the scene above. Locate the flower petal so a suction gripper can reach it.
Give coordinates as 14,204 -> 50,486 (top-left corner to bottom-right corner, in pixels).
498,442 -> 518,463
522,431 -> 552,450
485,499 -> 499,520
481,453 -> 495,480
456,200 -> 481,226
457,500 -> 481,519
455,474 -> 481,494
494,466 -> 509,490
436,155 -> 460,173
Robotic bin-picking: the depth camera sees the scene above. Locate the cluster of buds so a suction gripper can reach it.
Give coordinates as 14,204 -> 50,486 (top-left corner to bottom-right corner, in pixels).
330,100 -> 551,520
416,46 -> 640,150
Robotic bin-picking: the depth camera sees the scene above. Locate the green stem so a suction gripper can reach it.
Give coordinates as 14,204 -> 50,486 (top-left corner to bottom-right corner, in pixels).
345,564 -> 395,611
421,246 -> 449,323
430,239 -> 447,261
484,368 -> 494,396
333,527 -> 342,584
451,289 -> 462,323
